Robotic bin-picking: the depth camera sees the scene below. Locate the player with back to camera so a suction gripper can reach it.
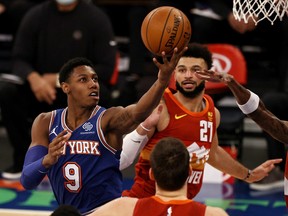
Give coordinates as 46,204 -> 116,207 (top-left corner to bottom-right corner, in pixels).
120,43 -> 282,199
88,137 -> 228,216
20,47 -> 186,215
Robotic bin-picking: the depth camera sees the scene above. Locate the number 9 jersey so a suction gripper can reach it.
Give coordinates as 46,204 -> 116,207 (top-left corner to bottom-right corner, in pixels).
48,106 -> 122,215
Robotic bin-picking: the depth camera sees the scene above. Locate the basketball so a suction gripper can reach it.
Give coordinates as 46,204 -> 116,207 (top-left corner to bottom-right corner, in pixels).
141,6 -> 191,56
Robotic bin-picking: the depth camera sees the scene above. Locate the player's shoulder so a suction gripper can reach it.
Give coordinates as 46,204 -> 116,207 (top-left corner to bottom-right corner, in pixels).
102,106 -> 125,124
31,111 -> 53,134
107,197 -> 138,213
116,196 -> 138,205
92,197 -> 137,216
34,111 -> 53,124
105,106 -> 125,116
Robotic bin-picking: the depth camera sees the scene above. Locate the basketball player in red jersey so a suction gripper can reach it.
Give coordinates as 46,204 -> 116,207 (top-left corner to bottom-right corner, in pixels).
89,137 -> 228,216
194,69 -> 288,206
120,43 -> 282,199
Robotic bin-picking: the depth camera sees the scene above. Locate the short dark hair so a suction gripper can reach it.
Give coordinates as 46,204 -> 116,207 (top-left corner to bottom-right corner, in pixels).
59,57 -> 96,83
51,205 -> 81,216
183,43 -> 213,69
150,137 -> 190,191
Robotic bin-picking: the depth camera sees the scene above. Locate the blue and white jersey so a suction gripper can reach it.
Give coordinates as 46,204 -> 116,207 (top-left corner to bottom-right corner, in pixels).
47,106 -> 122,214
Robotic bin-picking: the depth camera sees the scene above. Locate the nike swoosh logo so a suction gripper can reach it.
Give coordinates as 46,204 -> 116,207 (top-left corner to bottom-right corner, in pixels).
175,114 -> 187,120
131,139 -> 141,144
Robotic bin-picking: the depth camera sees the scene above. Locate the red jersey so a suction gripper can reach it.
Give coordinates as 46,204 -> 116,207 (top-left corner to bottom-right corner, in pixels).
133,196 -> 206,216
123,88 -> 216,199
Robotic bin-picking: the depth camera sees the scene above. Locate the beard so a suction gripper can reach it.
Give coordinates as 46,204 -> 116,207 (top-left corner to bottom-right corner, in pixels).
175,80 -> 205,99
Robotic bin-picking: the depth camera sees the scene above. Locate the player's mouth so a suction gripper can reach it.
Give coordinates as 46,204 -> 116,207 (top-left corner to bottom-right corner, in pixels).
182,80 -> 196,89
89,91 -> 99,100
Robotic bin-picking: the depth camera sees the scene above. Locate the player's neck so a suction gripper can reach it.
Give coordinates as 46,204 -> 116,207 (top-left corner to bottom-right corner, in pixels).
66,106 -> 95,130
155,185 -> 187,201
174,91 -> 205,112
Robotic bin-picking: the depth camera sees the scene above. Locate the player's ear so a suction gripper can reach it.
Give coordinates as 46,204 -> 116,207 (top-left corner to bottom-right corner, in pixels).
61,82 -> 70,94
149,168 -> 155,181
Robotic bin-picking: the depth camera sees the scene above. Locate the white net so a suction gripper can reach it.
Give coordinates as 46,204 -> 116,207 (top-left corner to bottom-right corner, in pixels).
233,0 -> 288,25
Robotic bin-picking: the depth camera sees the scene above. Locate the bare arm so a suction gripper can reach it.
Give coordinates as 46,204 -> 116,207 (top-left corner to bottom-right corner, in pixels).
114,49 -> 186,129
222,76 -> 288,144
120,105 -> 162,170
103,48 -> 187,149
28,113 -> 71,169
208,130 -> 250,181
208,108 -> 250,180
21,112 -> 71,189
208,106 -> 282,183
209,141 -> 282,183
196,70 -> 288,144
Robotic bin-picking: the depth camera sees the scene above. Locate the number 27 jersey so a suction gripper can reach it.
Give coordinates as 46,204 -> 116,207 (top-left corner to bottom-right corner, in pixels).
126,88 -> 216,199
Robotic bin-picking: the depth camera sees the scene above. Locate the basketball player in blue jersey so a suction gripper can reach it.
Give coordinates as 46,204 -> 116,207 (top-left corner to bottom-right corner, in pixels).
20,47 -> 187,215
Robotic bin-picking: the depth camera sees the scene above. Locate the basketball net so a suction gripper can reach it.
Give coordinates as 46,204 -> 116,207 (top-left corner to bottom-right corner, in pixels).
233,0 -> 288,25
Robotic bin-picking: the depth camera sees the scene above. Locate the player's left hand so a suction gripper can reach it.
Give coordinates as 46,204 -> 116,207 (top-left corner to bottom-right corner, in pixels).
141,104 -> 163,131
43,130 -> 71,167
245,158 -> 283,183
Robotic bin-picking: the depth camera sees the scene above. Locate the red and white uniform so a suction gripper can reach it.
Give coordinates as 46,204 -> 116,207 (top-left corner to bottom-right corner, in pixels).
122,88 -> 216,199
133,196 -> 206,216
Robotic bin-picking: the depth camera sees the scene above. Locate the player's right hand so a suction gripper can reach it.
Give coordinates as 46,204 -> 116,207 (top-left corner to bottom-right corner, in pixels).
153,46 -> 188,86
43,130 -> 71,168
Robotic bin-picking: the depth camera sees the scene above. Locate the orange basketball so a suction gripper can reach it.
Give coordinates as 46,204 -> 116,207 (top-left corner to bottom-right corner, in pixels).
141,6 -> 191,56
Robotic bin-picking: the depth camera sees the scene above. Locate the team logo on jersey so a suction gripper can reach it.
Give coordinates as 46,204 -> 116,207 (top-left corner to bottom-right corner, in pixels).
208,111 -> 213,121
49,126 -> 58,137
83,122 -> 93,131
167,207 -> 172,216
175,114 -> 187,120
186,143 -> 209,184
80,122 -> 95,135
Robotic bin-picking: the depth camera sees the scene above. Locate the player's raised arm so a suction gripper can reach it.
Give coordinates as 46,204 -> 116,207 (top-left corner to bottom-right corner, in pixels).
103,47 -> 187,148
195,69 -> 288,144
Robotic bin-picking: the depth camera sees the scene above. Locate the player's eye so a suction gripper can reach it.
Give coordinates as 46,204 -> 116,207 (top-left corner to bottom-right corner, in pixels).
178,68 -> 186,73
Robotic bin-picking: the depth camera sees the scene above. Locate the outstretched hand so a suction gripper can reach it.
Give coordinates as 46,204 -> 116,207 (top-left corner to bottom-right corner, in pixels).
153,47 -> 188,85
245,158 -> 283,183
195,69 -> 234,83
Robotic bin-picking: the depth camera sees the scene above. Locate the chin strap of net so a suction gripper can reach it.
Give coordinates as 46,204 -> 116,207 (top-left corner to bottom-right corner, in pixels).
233,0 -> 288,25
